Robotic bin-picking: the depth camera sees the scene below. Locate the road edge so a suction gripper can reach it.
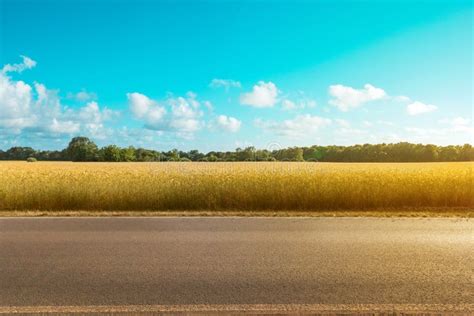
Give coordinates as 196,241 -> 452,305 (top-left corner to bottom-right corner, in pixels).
1,304 -> 473,314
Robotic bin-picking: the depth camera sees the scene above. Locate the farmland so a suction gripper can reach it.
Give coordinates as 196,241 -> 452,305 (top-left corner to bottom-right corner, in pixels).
0,161 -> 472,215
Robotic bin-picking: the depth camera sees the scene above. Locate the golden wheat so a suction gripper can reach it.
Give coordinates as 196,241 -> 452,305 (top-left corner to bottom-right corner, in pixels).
0,161 -> 472,212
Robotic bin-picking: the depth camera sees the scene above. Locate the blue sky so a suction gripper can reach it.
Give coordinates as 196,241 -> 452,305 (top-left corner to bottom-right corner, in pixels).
0,0 -> 472,151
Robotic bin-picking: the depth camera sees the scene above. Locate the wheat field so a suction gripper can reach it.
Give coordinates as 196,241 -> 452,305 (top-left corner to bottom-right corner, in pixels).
0,161 -> 472,214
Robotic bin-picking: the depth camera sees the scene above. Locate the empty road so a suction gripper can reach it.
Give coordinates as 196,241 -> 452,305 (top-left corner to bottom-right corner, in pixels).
0,217 -> 472,314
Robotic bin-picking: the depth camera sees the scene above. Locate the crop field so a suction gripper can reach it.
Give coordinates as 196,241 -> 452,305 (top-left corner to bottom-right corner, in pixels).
0,161 -> 472,215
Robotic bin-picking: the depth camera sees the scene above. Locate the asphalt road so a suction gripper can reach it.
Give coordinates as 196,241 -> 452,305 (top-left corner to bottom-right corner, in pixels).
0,217 -> 472,314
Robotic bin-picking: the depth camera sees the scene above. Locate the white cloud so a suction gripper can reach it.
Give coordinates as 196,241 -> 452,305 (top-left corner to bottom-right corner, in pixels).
377,120 -> 396,126
0,56 -> 114,138
281,98 -> 317,111
146,106 -> 167,126
281,99 -> 297,110
329,83 -> 387,111
68,90 -> 97,102
439,116 -> 473,134
1,55 -> 37,74
128,92 -> 159,119
77,101 -> 118,138
49,118 -> 80,134
301,99 -> 317,108
127,92 -> 168,128
203,100 -> 213,111
240,81 -> 279,108
169,117 -> 201,133
335,119 -> 350,128
255,114 -> 331,138
169,97 -> 200,119
394,95 -> 411,102
209,79 -> 241,90
215,115 -> 241,133
406,101 -> 437,115
405,119 -> 473,144
338,127 -> 366,135
439,116 -> 470,127
127,91 -> 204,136
0,73 -> 33,130
168,95 -> 203,133
186,91 -> 200,108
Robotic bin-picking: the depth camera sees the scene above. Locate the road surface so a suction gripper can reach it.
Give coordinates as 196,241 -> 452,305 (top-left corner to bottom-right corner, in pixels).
0,217 -> 472,314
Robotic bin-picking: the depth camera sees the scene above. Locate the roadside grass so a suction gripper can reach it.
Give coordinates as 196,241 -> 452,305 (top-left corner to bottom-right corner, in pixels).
0,161 -> 472,216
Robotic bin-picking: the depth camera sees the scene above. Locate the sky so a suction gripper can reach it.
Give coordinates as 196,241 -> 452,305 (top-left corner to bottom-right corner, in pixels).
0,0 -> 472,151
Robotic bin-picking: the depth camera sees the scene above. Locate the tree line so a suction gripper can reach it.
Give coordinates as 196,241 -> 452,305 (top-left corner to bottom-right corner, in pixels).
1,136 -> 473,162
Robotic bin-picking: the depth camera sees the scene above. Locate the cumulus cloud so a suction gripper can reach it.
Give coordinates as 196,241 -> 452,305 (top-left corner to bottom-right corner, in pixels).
67,90 -> 97,102
127,92 -> 166,125
0,74 -> 33,130
0,56 -> 114,138
329,83 -> 387,111
406,101 -> 437,115
168,94 -> 203,133
127,91 -> 204,137
240,81 -> 279,108
209,79 -> 241,90
49,118 -> 80,134
255,114 -> 331,138
76,101 -> 118,138
1,55 -> 37,74
215,115 -> 241,133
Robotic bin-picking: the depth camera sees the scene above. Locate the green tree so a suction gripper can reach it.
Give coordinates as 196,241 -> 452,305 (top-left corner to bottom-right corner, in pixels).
100,145 -> 122,162
303,146 -> 324,161
236,147 -> 256,161
459,144 -> 474,161
166,149 -> 180,161
120,146 -> 136,162
187,149 -> 204,161
135,148 -> 159,161
207,154 -> 218,162
419,144 -> 438,162
5,147 -> 36,160
438,146 -> 459,162
66,137 -> 99,161
280,147 -> 304,161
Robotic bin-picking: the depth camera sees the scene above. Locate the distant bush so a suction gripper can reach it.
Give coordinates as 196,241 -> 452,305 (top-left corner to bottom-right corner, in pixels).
26,157 -> 37,162
207,155 -> 218,162
180,158 -> 191,162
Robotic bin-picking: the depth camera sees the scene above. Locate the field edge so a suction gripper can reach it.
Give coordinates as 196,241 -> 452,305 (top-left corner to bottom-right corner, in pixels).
1,208 -> 473,217
1,303 -> 473,314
